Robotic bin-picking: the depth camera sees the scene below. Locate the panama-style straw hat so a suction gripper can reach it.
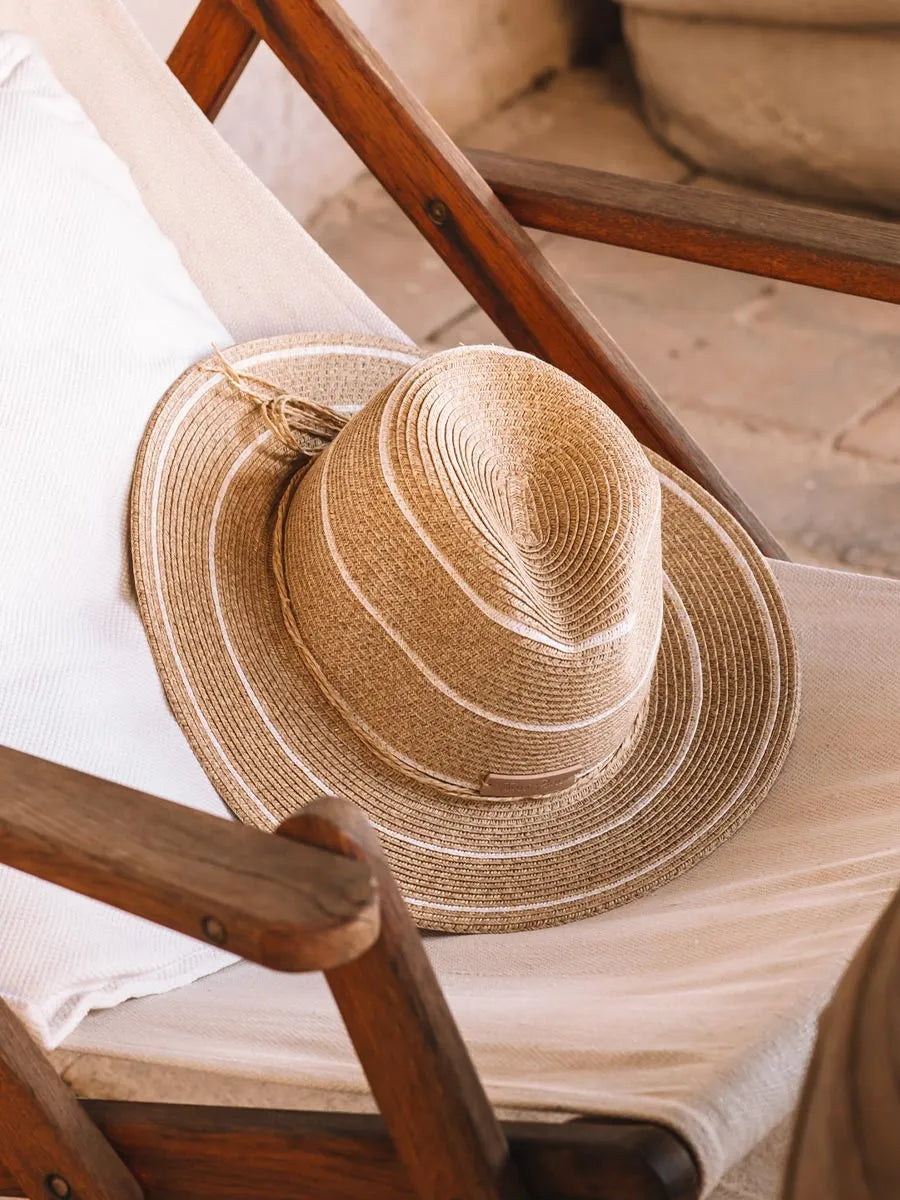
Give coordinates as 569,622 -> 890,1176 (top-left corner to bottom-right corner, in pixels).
131,333 -> 799,933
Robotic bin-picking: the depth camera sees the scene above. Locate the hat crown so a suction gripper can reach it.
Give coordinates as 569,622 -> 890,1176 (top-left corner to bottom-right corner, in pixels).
279,347 -> 663,798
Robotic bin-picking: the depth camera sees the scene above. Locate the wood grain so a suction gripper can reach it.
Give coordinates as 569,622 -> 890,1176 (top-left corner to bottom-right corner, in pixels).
469,150 -> 900,306
185,0 -> 782,558
168,0 -> 258,121
0,745 -> 378,972
0,1103 -> 700,1199
0,999 -> 142,1200
278,795 -> 528,1199
782,885 -> 900,1199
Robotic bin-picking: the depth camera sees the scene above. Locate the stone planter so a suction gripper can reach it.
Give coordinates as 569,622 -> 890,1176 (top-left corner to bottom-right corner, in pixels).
620,1 -> 900,212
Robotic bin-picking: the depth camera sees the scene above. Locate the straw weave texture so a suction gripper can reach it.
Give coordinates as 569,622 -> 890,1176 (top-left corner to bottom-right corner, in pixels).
131,335 -> 799,932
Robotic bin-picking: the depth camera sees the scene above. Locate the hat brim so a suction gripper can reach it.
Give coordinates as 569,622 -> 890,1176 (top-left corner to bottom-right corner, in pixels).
131,334 -> 799,932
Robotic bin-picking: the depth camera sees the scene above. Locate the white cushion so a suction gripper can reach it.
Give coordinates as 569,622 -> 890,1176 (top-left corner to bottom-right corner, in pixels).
0,32 -> 237,1045
54,562 -> 900,1193
0,0 -> 406,347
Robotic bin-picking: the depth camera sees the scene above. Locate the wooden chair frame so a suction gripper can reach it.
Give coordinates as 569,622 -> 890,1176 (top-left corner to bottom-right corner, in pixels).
1,2 -> 898,1196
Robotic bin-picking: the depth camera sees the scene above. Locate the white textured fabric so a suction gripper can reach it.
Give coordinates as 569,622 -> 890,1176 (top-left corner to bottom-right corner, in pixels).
55,562 -> 900,1194
624,10 -> 900,213
0,0 -> 406,1048
0,31 -> 240,1044
0,0 -> 404,345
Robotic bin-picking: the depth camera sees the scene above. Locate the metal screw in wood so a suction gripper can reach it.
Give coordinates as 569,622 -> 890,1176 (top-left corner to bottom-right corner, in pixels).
201,915 -> 228,946
426,197 -> 449,225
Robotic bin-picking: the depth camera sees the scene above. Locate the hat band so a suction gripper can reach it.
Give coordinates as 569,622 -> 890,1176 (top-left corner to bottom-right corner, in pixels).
479,766 -> 585,798
272,472 -> 649,801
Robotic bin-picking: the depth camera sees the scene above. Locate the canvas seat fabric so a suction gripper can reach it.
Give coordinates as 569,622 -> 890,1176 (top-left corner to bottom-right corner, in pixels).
54,562 -> 900,1194
1,1 -> 898,1196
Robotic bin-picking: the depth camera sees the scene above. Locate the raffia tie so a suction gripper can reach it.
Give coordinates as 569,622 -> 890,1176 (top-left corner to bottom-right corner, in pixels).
204,345 -> 348,455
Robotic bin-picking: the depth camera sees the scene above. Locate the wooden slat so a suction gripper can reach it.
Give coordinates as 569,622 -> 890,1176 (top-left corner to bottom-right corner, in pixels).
782,884 -> 900,1199
0,745 -> 378,972
205,0 -> 784,559
168,0 -> 259,121
469,149 -> 900,306
278,796 -> 527,1200
0,999 -> 143,1200
0,1104 -> 700,1199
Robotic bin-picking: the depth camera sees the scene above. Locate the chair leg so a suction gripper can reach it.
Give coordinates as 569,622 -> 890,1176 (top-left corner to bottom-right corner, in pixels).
0,997 -> 142,1200
278,796 -> 530,1200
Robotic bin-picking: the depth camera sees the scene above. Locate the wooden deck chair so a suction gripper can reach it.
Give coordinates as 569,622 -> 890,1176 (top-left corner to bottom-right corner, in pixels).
1,2 -> 899,1198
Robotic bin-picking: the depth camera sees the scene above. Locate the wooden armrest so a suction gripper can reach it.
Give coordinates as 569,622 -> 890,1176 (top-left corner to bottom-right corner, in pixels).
469,148 -> 900,305
0,745 -> 378,972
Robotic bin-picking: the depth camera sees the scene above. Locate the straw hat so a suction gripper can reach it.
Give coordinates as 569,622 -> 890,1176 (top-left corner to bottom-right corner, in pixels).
131,333 -> 799,932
